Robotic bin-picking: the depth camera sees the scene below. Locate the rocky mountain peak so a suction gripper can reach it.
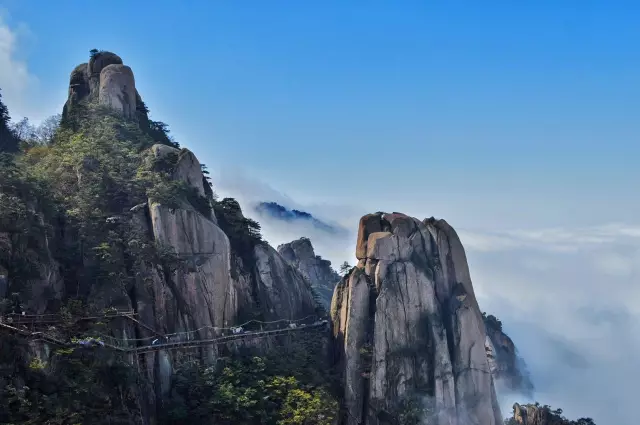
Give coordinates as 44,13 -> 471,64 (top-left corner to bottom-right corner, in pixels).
332,211 -> 502,425
63,50 -> 141,121
278,237 -> 340,309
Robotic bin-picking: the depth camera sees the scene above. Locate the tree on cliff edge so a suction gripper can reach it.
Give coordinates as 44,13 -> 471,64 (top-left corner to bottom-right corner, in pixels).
0,89 -> 19,153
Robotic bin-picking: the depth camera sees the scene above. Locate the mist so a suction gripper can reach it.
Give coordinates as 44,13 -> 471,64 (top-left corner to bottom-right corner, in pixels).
213,169 -> 639,424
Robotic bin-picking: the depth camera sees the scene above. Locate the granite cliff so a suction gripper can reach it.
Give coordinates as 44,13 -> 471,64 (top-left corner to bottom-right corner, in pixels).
0,50 -> 320,423
278,237 -> 341,308
331,212 -> 502,425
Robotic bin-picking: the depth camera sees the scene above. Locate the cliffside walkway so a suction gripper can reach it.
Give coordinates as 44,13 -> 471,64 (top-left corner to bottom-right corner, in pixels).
0,311 -> 329,354
0,310 -> 137,326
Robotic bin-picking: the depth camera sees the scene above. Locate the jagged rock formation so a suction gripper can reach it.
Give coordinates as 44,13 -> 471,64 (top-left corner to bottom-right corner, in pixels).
278,237 -> 340,308
331,212 -> 502,425
484,315 -> 534,396
510,403 -> 595,425
63,51 -> 144,122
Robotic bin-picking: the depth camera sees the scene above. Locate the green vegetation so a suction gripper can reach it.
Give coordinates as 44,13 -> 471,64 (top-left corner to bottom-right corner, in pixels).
213,197 -> 263,267
0,339 -> 142,425
0,89 -> 20,153
166,354 -> 338,425
339,261 -> 352,275
482,311 -> 503,332
164,329 -> 339,424
0,71 -> 333,424
504,403 -> 596,425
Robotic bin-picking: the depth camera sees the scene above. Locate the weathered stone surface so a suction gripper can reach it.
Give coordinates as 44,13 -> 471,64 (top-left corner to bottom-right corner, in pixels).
151,144 -> 206,196
332,212 -> 502,425
331,269 -> 371,425
253,243 -> 317,320
88,51 -> 123,93
99,64 -> 137,119
149,203 -> 237,329
63,52 -> 141,120
277,237 -> 340,309
356,214 -> 383,259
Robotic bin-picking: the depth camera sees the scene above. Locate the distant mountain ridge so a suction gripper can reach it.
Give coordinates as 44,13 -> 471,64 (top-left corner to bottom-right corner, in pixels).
255,201 -> 347,235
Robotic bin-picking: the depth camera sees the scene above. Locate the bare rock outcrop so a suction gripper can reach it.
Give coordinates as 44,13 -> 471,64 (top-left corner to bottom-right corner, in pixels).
331,212 -> 502,425
0,211 -> 63,315
142,144 -> 238,335
278,237 -> 340,309
484,315 -> 534,397
63,51 -> 140,121
99,64 -> 137,119
254,243 -> 317,320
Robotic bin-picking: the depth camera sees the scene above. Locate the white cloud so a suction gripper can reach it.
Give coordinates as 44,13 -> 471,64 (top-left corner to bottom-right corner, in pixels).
468,225 -> 640,424
0,14 -> 57,123
212,169 -> 640,424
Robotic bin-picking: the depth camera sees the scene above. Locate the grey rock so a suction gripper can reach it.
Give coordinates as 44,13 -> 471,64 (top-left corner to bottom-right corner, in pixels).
331,212 -> 502,425
99,64 -> 137,119
277,237 -> 340,309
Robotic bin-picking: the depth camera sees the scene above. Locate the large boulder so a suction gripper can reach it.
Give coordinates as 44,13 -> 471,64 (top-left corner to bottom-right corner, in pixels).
99,64 -> 137,119
88,51 -> 123,93
331,212 -> 502,425
63,51 -> 139,120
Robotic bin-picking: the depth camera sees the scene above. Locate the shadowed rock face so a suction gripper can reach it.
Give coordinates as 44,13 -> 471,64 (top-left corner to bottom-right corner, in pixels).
63,51 -> 141,121
484,317 -> 534,397
331,212 -> 502,425
278,237 -> 340,309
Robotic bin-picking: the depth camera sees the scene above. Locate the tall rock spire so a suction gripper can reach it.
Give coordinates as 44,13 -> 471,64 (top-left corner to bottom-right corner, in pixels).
331,212 -> 502,425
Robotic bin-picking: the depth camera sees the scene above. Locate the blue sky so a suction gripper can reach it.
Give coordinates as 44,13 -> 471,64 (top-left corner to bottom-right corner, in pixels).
1,1 -> 640,423
3,0 -> 640,229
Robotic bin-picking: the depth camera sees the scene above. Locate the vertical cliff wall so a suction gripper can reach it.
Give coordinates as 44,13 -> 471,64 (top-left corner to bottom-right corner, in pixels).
331,212 -> 502,425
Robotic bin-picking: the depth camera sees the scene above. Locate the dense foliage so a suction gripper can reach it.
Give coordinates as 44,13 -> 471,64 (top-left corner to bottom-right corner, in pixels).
213,197 -> 263,265
482,311 -> 503,332
0,90 -> 20,153
165,331 -> 339,425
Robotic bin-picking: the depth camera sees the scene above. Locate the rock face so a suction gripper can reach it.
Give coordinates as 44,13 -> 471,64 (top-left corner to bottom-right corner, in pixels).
254,243 -> 317,320
278,237 -> 340,309
0,213 -> 63,315
484,316 -> 534,397
331,212 -> 502,425
135,144 -> 316,336
99,64 -> 137,119
63,51 -> 141,121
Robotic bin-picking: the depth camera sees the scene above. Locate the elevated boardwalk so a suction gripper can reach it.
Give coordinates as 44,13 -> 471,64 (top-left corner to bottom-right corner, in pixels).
0,311 -> 328,354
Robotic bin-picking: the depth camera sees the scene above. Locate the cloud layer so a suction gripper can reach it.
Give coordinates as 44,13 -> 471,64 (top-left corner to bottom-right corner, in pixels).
213,169 -> 639,424
459,224 -> 640,423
